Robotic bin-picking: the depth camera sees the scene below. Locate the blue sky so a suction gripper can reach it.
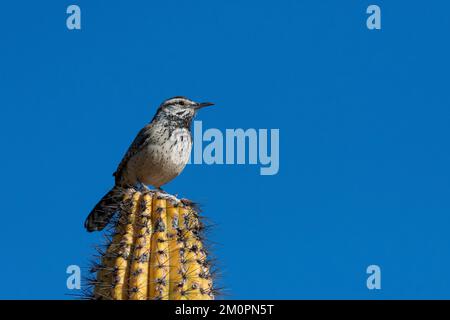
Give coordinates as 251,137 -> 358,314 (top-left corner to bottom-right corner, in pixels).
1,1 -> 450,299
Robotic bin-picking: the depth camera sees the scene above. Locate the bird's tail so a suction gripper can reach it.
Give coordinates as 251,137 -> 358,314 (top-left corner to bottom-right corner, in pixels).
84,186 -> 124,232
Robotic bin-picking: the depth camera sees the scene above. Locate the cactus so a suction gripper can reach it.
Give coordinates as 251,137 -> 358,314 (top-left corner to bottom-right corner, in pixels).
89,187 -> 215,300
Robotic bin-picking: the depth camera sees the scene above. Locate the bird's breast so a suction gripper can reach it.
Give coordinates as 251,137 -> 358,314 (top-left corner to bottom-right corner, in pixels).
130,128 -> 192,187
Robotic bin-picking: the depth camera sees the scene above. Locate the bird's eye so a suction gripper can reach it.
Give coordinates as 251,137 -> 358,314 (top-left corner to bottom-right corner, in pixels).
178,101 -> 185,106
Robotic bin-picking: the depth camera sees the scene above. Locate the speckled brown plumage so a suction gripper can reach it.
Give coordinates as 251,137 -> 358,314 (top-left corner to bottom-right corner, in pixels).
85,97 -> 214,232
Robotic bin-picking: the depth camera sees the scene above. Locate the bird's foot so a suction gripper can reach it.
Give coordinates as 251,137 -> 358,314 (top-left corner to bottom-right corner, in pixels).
156,187 -> 166,193
135,181 -> 150,192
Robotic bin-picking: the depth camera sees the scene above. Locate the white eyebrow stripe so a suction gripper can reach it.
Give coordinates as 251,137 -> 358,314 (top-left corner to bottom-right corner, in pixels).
163,97 -> 195,106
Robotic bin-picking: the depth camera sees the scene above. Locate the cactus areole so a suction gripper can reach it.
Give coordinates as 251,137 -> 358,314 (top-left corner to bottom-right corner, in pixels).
89,188 -> 215,300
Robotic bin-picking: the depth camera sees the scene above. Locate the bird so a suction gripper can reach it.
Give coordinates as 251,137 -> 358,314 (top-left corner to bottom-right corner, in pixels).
84,96 -> 215,232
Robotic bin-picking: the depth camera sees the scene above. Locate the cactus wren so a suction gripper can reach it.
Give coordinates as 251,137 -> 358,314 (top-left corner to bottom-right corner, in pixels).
84,96 -> 214,232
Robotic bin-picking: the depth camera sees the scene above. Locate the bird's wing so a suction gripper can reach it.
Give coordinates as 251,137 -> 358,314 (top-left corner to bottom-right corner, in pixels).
113,123 -> 155,184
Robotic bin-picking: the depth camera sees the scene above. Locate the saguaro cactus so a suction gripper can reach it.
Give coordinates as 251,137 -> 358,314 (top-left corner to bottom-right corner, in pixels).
90,188 -> 215,300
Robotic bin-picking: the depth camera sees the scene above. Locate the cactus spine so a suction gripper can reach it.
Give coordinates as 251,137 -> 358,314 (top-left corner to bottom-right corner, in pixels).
91,188 -> 214,300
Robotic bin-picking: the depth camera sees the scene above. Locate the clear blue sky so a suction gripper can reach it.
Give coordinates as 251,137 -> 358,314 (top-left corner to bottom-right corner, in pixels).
1,1 -> 449,299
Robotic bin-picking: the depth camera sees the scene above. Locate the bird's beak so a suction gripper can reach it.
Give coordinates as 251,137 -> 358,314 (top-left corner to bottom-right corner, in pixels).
193,102 -> 215,110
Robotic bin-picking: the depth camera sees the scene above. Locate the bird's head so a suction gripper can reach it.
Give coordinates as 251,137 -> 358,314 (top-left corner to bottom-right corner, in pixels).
154,96 -> 214,124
